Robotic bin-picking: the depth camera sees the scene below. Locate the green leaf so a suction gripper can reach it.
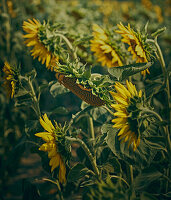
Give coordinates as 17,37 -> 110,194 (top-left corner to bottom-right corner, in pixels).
90,107 -> 110,124
67,163 -> 92,182
51,106 -> 69,115
91,74 -> 114,87
49,81 -> 69,98
143,136 -> 167,152
134,168 -> 162,191
140,192 -> 158,200
151,27 -> 166,37
108,62 -> 153,81
103,124 -> 157,169
14,89 -> 29,98
82,66 -> 92,79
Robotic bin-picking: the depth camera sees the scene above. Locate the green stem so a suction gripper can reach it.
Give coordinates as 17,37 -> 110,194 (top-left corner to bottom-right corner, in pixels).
147,38 -> 171,132
126,164 -> 133,185
42,178 -> 64,200
55,33 -> 77,60
110,175 -> 129,187
103,105 -> 114,116
66,136 -> 100,178
67,105 -> 93,129
88,117 -> 95,141
28,77 -> 41,118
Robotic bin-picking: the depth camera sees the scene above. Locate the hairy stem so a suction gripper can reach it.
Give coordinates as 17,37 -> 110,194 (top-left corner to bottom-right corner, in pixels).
28,77 -> 41,118
66,136 -> 100,177
55,33 -> 77,60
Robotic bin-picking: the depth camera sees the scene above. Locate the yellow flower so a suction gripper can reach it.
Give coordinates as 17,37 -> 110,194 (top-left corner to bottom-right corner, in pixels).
7,0 -> 17,18
2,61 -> 19,98
141,0 -> 152,10
110,81 -> 143,151
116,23 -> 150,76
91,24 -> 123,68
23,19 -> 58,71
154,5 -> 163,23
35,114 -> 67,183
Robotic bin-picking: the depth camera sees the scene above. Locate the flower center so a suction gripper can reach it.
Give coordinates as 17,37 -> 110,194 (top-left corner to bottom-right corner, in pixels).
126,96 -> 141,133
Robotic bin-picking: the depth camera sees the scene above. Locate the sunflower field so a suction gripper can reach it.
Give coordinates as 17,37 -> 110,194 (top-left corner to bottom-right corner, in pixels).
0,0 -> 171,199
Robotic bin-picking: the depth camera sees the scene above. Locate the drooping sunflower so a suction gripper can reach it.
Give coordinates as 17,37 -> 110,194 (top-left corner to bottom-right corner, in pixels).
91,24 -> 123,68
2,61 -> 20,98
35,114 -> 70,183
23,18 -> 59,71
116,23 -> 151,76
110,81 -> 143,151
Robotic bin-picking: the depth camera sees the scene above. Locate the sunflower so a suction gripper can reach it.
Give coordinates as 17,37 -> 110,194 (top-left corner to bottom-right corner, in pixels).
141,0 -> 152,10
91,24 -> 123,68
116,23 -> 150,76
110,81 -> 143,151
2,61 -> 20,98
35,114 -> 70,183
23,18 -> 59,71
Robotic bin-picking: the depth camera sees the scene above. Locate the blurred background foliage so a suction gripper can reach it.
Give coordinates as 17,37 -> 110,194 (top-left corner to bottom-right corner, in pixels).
0,0 -> 170,199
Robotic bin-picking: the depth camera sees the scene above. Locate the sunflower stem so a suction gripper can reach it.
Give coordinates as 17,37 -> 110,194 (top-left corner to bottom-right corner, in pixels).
126,164 -> 133,185
66,136 -> 100,178
28,77 -> 41,118
109,175 -> 130,187
42,178 -> 64,200
154,39 -> 171,133
88,116 -> 95,142
103,105 -> 114,116
147,38 -> 171,133
55,33 -> 77,60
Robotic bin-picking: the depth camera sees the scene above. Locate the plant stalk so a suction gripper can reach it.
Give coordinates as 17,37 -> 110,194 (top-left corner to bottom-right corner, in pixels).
55,33 -> 77,60
66,136 -> 100,178
28,77 -> 41,118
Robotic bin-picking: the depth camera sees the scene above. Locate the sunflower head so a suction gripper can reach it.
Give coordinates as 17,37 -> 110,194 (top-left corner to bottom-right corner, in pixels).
116,23 -> 154,76
23,19 -> 59,71
35,114 -> 71,183
91,24 -> 123,68
110,81 -> 144,151
2,61 -> 20,98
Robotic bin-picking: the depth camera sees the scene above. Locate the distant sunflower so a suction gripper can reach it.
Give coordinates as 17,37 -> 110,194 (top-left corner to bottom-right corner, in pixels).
2,61 -> 20,98
141,0 -> 152,10
35,114 -> 70,183
23,18 -> 58,71
91,24 -> 123,68
110,81 -> 143,151
116,23 -> 150,76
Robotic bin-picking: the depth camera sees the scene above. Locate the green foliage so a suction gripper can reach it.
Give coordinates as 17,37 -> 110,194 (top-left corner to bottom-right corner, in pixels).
0,0 -> 170,199
108,62 -> 153,81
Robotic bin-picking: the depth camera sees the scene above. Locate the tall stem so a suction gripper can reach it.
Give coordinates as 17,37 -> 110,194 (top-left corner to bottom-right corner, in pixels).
147,38 -> 171,132
154,39 -> 171,130
55,33 -> 77,60
66,136 -> 100,178
88,117 -> 95,141
28,77 -> 41,118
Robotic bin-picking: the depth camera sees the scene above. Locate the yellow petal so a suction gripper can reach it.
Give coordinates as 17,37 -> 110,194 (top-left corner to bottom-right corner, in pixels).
118,125 -> 130,136
35,132 -> 54,142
